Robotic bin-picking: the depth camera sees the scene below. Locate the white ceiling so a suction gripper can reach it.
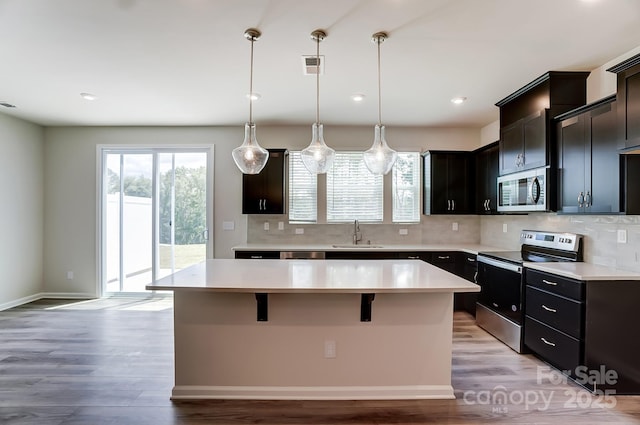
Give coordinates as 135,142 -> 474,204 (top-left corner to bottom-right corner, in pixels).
1,0 -> 640,128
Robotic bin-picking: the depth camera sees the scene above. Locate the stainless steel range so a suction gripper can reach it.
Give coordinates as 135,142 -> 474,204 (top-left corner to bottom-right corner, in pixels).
476,230 -> 583,353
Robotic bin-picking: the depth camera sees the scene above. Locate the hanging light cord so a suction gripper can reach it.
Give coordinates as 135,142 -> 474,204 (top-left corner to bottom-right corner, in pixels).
249,36 -> 255,124
316,35 -> 320,124
376,35 -> 382,126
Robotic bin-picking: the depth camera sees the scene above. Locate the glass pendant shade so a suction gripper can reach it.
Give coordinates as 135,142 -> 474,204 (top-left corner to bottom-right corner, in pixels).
301,123 -> 335,174
232,122 -> 268,174
363,124 -> 397,175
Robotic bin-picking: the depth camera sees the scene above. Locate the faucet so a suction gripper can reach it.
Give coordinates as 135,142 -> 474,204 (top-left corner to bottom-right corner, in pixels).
353,220 -> 362,245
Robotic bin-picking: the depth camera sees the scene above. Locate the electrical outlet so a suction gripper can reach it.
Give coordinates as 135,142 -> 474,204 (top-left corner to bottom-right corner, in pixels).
66,271 -> 74,280
617,229 -> 627,244
263,222 -> 269,231
222,221 -> 235,231
295,228 -> 304,235
324,340 -> 336,358
503,223 -> 508,233
399,228 -> 408,235
452,222 -> 459,231
278,222 -> 284,230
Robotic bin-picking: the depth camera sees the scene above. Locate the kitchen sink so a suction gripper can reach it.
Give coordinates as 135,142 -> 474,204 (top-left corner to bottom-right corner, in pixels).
331,244 -> 384,249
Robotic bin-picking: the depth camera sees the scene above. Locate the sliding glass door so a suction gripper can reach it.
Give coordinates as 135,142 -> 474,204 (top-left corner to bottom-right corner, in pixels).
101,148 -> 212,294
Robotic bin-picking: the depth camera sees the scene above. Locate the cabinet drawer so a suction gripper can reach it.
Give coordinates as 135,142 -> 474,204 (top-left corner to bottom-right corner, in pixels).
526,286 -> 583,339
234,251 -> 280,259
525,316 -> 582,374
525,269 -> 584,300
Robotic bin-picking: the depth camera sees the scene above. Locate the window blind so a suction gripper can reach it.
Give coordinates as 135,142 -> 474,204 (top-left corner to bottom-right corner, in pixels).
327,152 -> 383,222
392,152 -> 421,223
288,151 -> 317,223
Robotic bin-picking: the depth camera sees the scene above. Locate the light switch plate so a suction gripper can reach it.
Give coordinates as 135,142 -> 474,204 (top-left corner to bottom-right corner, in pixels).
264,222 -> 269,231
503,223 -> 508,233
617,229 -> 627,244
399,228 -> 408,235
295,228 -> 304,235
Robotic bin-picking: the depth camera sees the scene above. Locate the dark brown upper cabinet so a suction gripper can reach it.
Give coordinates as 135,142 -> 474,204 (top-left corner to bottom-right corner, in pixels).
496,71 -> 590,176
607,53 -> 640,151
242,148 -> 288,214
556,96 -> 621,214
474,142 -> 499,214
423,151 -> 472,215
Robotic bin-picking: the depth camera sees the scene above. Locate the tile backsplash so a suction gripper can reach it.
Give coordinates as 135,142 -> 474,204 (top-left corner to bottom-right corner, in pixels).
247,213 -> 640,273
481,214 -> 640,273
247,215 -> 481,246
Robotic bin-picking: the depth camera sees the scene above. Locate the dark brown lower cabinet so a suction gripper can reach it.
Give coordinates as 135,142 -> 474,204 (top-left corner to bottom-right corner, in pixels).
525,268 -> 640,394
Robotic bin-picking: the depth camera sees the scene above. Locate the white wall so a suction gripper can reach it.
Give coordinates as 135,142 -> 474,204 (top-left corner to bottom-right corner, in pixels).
42,125 -> 480,296
0,113 -> 44,309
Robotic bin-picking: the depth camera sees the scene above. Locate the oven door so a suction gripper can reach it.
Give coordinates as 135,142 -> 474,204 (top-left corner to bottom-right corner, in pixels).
477,255 -> 523,324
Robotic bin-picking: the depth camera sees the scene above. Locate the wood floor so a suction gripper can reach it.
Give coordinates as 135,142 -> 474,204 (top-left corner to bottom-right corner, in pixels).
1,297 -> 639,425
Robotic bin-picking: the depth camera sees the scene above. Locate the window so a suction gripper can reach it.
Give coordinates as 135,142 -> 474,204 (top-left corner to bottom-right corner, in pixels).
392,152 -> 421,223
288,151 -> 317,223
327,152 -> 383,222
289,151 -> 421,224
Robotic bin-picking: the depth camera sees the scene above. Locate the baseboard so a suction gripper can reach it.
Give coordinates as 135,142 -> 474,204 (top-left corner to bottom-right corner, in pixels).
0,292 -> 97,311
170,385 -> 455,400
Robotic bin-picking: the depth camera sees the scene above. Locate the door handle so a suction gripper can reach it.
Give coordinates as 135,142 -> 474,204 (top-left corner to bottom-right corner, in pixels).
542,304 -> 557,313
541,337 -> 556,347
578,191 -> 584,208
584,191 -> 591,208
530,177 -> 541,204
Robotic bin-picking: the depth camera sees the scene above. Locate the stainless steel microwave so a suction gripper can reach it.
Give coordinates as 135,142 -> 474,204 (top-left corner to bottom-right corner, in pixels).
497,168 -> 549,212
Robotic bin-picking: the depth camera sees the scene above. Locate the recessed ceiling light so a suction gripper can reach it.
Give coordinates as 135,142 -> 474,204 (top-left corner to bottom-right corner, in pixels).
246,92 -> 261,101
451,97 -> 467,105
351,93 -> 365,102
80,92 -> 98,101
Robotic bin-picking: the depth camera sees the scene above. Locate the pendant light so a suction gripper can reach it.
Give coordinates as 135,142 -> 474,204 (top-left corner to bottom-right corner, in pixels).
232,28 -> 269,174
363,31 -> 397,175
300,29 -> 335,174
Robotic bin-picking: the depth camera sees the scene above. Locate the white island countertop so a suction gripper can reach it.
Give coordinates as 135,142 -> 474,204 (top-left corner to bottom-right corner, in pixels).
146,258 -> 480,294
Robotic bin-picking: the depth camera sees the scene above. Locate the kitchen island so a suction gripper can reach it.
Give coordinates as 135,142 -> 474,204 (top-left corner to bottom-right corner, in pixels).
147,258 -> 480,400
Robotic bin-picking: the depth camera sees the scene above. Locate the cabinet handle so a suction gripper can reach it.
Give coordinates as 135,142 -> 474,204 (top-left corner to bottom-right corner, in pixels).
467,257 -> 475,262
474,271 -> 478,283
492,302 -> 499,308
407,256 -> 420,259
578,192 -> 584,208
542,279 -> 557,286
447,199 -> 451,211
540,337 -> 556,347
542,304 -> 557,313
452,199 -> 456,211
263,199 -> 267,210
438,256 -> 450,260
585,191 -> 591,208
250,255 -> 263,259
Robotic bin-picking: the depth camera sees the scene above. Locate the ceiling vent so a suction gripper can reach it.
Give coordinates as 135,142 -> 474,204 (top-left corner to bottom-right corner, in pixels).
302,55 -> 325,75
0,102 -> 16,108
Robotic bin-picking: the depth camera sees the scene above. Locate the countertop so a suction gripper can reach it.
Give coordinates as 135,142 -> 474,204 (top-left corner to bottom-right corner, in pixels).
233,243 -> 640,281
524,262 -> 640,281
146,259 -> 481,293
233,243 -> 505,255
